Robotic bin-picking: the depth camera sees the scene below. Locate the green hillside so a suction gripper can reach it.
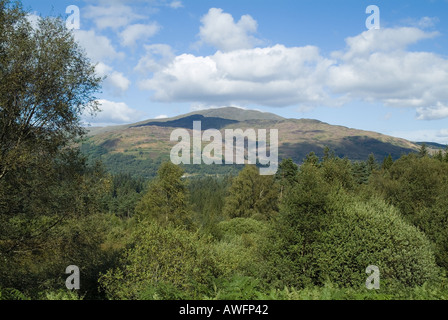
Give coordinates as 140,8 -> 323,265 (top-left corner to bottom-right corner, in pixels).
81,107 -> 423,178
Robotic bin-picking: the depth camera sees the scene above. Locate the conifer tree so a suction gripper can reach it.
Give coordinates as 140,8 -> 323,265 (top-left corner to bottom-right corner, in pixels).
135,162 -> 192,228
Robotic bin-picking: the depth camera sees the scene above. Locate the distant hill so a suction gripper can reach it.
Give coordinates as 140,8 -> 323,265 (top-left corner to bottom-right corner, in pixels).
415,142 -> 447,149
82,107 -> 426,177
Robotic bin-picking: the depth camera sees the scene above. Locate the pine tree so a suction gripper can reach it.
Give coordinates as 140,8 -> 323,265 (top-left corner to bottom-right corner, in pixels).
135,162 -> 192,228
382,154 -> 394,170
276,158 -> 299,199
419,143 -> 429,158
366,153 -> 378,174
304,152 -> 320,166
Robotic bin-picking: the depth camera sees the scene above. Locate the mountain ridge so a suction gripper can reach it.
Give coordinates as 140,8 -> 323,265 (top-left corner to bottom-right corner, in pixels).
81,107 -> 433,177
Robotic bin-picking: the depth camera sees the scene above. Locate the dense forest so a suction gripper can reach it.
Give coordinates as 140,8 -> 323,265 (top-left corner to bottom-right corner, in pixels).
2,0 -> 448,300
2,144 -> 448,300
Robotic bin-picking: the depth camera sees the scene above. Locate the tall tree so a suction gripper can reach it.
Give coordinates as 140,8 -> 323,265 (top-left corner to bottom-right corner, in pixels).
276,158 -> 299,199
382,154 -> 394,170
418,143 -> 429,158
0,1 -> 104,295
0,0 -> 101,181
135,162 -> 192,228
223,165 -> 279,220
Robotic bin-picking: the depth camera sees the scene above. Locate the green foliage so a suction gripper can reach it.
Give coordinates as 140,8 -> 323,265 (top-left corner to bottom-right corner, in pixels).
263,157 -> 440,290
276,158 -> 299,199
382,154 -> 394,170
40,290 -> 83,301
370,155 -> 448,271
0,287 -> 29,300
212,218 -> 268,278
99,221 -> 216,300
102,173 -> 145,218
0,0 -> 101,182
188,176 -> 230,232
210,276 -> 263,300
223,165 -> 279,220
135,162 -> 192,228
316,194 -> 438,287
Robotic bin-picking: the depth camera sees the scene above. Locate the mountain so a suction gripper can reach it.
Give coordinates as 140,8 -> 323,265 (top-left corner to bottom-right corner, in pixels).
81,107 -> 425,177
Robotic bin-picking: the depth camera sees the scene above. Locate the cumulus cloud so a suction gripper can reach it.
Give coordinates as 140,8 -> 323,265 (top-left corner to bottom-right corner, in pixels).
139,44 -> 334,107
84,99 -> 144,125
136,9 -> 448,121
119,23 -> 161,47
331,27 -> 438,60
417,103 -> 448,120
135,44 -> 176,73
328,28 -> 448,114
74,30 -> 123,62
95,63 -> 131,96
155,114 -> 169,119
199,8 -> 261,52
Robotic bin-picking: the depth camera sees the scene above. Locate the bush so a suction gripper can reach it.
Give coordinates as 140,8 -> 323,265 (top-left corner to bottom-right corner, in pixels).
212,218 -> 269,279
99,221 -> 216,300
315,194 -> 439,287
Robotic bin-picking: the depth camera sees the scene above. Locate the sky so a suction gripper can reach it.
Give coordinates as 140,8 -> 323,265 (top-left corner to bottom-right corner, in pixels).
21,0 -> 448,144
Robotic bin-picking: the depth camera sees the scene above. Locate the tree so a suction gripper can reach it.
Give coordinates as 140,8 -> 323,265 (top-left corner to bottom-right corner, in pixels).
0,0 -> 101,181
0,1 -> 104,296
366,153 -> 378,174
264,161 -> 439,289
418,143 -> 429,158
223,165 -> 279,220
276,158 -> 299,198
382,154 -> 394,170
434,150 -> 444,162
304,152 -> 319,166
135,162 -> 192,228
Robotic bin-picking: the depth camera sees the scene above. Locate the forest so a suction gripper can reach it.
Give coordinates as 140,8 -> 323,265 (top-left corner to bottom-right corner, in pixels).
2,0 -> 448,301
2,144 -> 448,300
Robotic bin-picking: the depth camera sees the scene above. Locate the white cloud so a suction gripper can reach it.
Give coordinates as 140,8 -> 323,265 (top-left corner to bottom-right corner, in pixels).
137,15 -> 448,121
95,63 -> 131,96
119,23 -> 161,47
84,99 -> 144,125
416,103 -> 448,120
84,5 -> 145,30
74,30 -> 123,62
135,44 -> 175,73
331,27 -> 438,60
199,8 -> 261,52
155,114 -> 169,119
170,1 -> 183,9
327,27 -> 448,115
437,129 -> 448,138
390,129 -> 448,144
417,16 -> 439,29
139,44 -> 333,107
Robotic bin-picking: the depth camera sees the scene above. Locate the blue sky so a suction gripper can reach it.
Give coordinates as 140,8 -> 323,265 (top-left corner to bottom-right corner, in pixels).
22,0 -> 448,144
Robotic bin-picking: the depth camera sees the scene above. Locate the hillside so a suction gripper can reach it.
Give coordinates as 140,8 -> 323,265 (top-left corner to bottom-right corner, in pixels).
82,107 -> 423,177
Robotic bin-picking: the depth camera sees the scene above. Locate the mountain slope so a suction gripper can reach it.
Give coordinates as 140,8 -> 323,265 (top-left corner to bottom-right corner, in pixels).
82,107 -> 423,177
